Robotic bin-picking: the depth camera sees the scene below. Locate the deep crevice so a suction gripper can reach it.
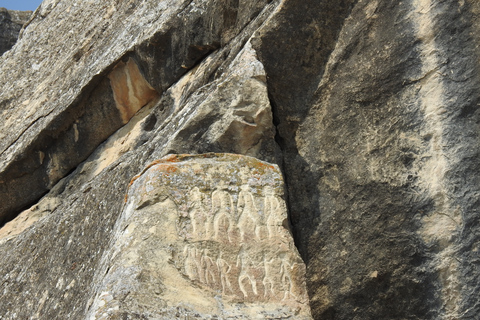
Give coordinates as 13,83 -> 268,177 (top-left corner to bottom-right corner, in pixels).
253,0 -> 360,262
0,190 -> 48,229
0,41 -> 226,229
1,0 -> 251,226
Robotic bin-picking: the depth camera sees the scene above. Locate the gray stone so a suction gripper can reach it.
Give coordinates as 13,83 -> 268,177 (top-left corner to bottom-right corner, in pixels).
0,8 -> 31,55
0,2 -> 282,317
1,0 -> 480,319
0,0 -> 272,225
255,0 -> 480,319
87,154 -> 311,319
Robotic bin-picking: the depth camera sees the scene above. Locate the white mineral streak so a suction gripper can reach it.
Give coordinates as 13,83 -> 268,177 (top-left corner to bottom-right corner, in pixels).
87,154 -> 312,319
413,1 -> 462,318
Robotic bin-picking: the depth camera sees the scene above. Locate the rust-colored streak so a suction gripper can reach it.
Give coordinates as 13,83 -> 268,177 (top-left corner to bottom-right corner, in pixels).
126,158 -> 166,193
108,58 -> 159,124
152,163 -> 178,174
123,154 -> 278,205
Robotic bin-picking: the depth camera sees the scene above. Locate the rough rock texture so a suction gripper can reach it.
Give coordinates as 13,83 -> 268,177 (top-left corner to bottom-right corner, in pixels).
0,0 -> 274,224
0,8 -> 31,55
87,154 -> 311,319
288,1 -> 480,318
1,0 -> 480,319
0,1 -> 281,318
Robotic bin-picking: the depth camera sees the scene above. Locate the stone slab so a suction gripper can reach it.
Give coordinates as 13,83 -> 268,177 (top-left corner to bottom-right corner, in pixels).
87,154 -> 312,319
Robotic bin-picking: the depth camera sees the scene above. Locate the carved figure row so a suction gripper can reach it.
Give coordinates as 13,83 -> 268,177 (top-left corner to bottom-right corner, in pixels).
183,245 -> 298,301
188,185 -> 283,243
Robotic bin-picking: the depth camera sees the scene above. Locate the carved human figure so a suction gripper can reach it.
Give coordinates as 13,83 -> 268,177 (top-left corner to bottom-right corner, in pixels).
279,253 -> 297,300
264,186 -> 281,239
262,254 -> 276,298
183,245 -> 203,282
201,248 -> 218,286
183,245 -> 197,280
236,249 -> 259,298
216,253 -> 233,295
212,183 -> 234,242
188,187 -> 207,239
237,184 -> 261,241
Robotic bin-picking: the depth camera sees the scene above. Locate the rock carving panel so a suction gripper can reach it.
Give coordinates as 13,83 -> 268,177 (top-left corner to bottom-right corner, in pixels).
175,181 -> 304,303
125,153 -> 310,311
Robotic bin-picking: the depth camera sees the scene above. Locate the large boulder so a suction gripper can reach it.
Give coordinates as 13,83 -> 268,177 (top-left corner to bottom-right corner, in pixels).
87,154 -> 311,319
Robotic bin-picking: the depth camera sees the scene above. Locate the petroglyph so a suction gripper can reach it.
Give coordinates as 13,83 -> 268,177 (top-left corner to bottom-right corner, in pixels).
264,186 -> 282,239
212,184 -> 235,242
263,254 -> 277,298
187,185 -> 285,243
237,249 -> 259,298
186,184 -> 285,245
237,184 -> 262,241
183,244 -> 203,282
279,253 -> 297,301
126,154 -> 310,309
202,249 -> 218,286
217,253 -> 234,295
188,187 -> 208,240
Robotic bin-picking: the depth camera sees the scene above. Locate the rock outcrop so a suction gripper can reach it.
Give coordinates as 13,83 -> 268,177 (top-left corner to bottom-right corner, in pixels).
88,154 -> 311,319
1,0 -> 480,319
0,8 -> 31,55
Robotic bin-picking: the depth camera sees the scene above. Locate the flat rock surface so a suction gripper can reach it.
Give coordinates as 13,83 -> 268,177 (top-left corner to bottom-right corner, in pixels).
88,153 -> 311,319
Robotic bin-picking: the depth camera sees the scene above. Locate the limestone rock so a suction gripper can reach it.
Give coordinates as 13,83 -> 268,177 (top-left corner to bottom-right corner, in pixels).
0,1 -> 282,318
0,8 -> 31,55
1,0 -> 480,319
87,154 -> 311,319
255,0 -> 480,319
0,0 -> 273,225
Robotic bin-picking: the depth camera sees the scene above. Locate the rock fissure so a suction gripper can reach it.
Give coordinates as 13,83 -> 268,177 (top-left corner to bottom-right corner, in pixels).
0,0 -> 273,226
0,110 -> 51,157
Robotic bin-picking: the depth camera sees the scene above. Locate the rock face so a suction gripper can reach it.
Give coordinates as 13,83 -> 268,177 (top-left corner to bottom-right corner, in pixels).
0,8 -> 31,55
285,1 -> 480,318
0,0 -> 274,225
87,154 -> 311,319
0,0 -> 480,319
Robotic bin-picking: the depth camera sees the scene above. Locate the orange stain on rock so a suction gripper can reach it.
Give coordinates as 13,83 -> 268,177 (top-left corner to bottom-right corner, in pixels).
125,157 -> 181,200
152,163 -> 178,174
124,154 -> 276,204
108,58 -> 159,123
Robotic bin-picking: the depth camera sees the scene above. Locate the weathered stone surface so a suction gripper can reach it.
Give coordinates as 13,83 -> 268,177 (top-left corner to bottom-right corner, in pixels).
0,8 -> 31,55
0,0 -> 272,225
256,0 -> 480,319
1,0 -> 480,319
87,154 -> 311,319
0,2 -> 281,317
